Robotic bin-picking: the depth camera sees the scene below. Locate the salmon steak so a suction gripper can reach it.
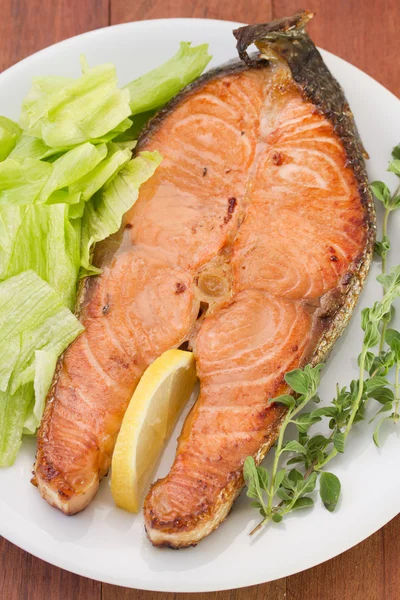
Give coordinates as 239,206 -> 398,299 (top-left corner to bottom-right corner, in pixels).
33,11 -> 375,546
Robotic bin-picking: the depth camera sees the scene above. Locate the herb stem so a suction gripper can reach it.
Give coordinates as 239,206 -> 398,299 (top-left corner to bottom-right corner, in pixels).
304,430 -> 335,478
266,397 -> 312,514
393,181 -> 400,203
344,349 -> 367,435
379,206 -> 391,353
381,207 -> 390,279
245,145 -> 400,534
250,518 -> 269,536
379,181 -> 400,352
266,415 -> 289,515
394,362 -> 400,422
318,348 -> 367,468
251,396 -> 313,535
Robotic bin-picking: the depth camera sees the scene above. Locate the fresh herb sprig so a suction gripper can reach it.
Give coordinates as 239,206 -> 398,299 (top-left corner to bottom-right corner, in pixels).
371,142 -> 400,351
244,144 -> 400,534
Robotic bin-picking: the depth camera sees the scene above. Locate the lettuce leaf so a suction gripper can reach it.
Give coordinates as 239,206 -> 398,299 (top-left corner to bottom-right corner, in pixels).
38,142 -> 108,203
80,150 -> 161,271
126,42 -> 211,114
23,348 -> 59,435
0,204 -> 80,308
20,61 -> 132,148
0,270 -> 83,466
9,133 -> 73,162
0,42 -> 211,465
0,117 -> 22,161
1,141 -> 132,212
0,384 -> 34,466
69,142 -> 132,201
0,270 -> 84,393
0,158 -> 51,205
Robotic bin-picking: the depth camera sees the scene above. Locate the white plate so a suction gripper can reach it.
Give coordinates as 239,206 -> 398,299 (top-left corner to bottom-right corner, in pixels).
1,17 -> 400,594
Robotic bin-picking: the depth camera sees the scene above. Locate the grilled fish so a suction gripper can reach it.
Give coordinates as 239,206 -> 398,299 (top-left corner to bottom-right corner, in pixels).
33,10 -> 375,544
143,11 -> 375,546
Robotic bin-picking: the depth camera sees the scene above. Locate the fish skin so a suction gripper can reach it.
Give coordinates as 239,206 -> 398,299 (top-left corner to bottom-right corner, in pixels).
33,250 -> 199,514
32,11 -> 375,534
234,10 -> 374,213
144,13 -> 375,547
233,9 -> 375,364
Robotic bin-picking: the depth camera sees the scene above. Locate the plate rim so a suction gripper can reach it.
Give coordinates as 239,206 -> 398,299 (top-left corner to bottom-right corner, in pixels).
1,16 -> 400,593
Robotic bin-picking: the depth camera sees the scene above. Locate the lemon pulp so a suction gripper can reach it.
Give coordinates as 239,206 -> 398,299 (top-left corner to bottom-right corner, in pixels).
111,349 -> 196,513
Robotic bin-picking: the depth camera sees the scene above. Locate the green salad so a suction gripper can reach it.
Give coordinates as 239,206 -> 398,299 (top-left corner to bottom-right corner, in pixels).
0,42 -> 211,467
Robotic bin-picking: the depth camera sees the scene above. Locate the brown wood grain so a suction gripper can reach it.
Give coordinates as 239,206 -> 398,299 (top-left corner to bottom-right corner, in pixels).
274,0 -> 400,97
110,0 -> 272,29
102,578 -> 287,600
286,525 -> 385,600
0,0 -> 108,74
382,511 -> 400,599
0,536 -> 101,600
0,0 -> 107,598
1,0 -> 400,599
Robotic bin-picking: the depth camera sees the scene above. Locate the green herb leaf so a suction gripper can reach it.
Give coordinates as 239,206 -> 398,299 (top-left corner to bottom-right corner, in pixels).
300,472 -> 318,494
292,412 -> 322,433
286,456 -> 305,466
364,321 -> 380,348
274,468 -> 287,490
288,469 -> 304,485
291,497 -> 314,511
363,351 -> 375,372
276,487 -> 293,501
284,369 -> 309,395
281,440 -> 307,455
368,386 -> 395,404
365,376 -> 390,392
377,266 -> 400,309
393,144 -> 400,160
391,195 -> 400,209
285,364 -> 323,397
268,393 -> 295,408
370,181 -> 392,207
250,501 -> 263,510
388,159 -> 400,176
257,466 -> 269,493
385,329 -> 400,360
333,432 -> 345,453
361,307 -> 371,331
310,406 -> 337,419
243,457 -> 263,501
375,236 -> 391,258
272,512 -> 283,523
370,350 -> 395,376
307,434 -> 332,452
319,472 -> 341,512
373,415 -> 392,447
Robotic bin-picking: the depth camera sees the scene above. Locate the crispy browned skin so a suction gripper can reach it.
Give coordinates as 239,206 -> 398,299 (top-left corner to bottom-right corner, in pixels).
33,71 -> 258,514
33,13 -> 375,539
34,249 -> 199,512
143,16 -> 375,546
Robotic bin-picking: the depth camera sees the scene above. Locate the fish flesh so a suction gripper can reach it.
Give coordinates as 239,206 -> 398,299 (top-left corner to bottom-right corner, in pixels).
33,10 -> 375,546
143,11 -> 375,547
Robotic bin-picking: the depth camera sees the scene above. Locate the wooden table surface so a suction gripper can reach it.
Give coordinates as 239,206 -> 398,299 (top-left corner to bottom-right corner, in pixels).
1,1 -> 399,598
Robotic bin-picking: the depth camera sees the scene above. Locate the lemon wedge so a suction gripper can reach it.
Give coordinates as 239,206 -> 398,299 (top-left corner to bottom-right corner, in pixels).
111,349 -> 197,513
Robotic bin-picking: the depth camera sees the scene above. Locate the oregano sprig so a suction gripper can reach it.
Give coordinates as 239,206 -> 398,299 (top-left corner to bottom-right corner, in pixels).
371,143 -> 400,351
244,143 -> 400,534
244,365 -> 322,534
